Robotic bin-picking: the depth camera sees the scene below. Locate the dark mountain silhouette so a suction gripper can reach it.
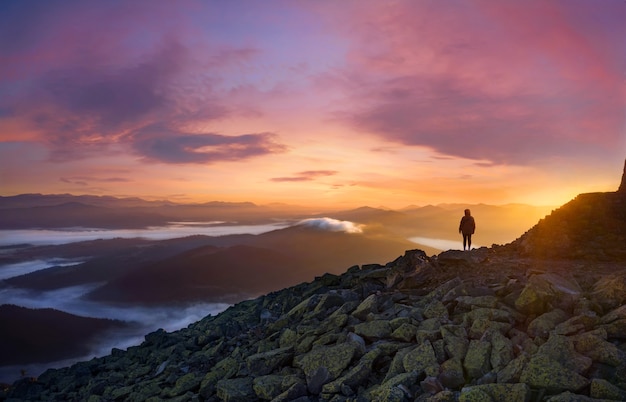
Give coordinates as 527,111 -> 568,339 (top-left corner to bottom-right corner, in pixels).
0,305 -> 130,366
84,226 -> 417,305
501,192 -> 626,260
87,245 -> 302,304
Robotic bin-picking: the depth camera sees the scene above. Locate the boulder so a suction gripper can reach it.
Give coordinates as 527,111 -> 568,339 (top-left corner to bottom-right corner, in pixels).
246,346 -> 294,376
215,377 -> 255,402
463,340 -> 491,380
591,274 -> 626,310
354,319 -> 392,340
403,340 -> 439,377
515,273 -> 581,315
589,378 -> 626,400
520,355 -> 589,393
438,358 -> 465,389
294,342 -> 360,394
391,323 -> 418,342
527,308 -> 569,338
537,334 -> 592,374
352,293 -> 380,320
460,383 -> 531,402
572,329 -> 626,366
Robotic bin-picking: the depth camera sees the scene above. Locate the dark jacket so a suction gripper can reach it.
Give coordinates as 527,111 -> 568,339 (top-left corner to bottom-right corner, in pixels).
459,215 -> 475,235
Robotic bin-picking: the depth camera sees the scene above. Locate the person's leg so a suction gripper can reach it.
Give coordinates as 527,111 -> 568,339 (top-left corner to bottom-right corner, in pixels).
463,234 -> 468,250
467,235 -> 472,250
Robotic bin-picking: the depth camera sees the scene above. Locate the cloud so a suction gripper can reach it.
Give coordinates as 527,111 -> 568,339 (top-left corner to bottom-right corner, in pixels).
60,177 -> 132,186
271,170 -> 337,182
131,126 -> 287,164
319,1 -> 626,165
296,217 -> 363,234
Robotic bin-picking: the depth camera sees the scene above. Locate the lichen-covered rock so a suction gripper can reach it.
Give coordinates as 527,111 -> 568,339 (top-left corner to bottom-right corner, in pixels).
515,273 -> 581,315
321,348 -> 381,395
352,293 -> 380,320
527,308 -> 569,338
591,274 -> 626,310
520,355 -> 589,393
463,340 -> 491,380
460,383 -> 530,402
537,334 -> 592,374
369,371 -> 418,401
438,358 -> 465,389
589,378 -> 626,400
391,322 -> 418,342
354,319 -> 392,340
573,329 -> 626,366
497,354 -> 529,384
294,342 -> 360,394
246,346 -> 294,376
484,329 -> 514,371
215,377 -> 255,402
403,340 -> 439,377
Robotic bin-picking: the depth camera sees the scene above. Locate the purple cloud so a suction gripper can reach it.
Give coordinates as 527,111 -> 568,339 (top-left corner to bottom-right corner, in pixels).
132,126 -> 287,164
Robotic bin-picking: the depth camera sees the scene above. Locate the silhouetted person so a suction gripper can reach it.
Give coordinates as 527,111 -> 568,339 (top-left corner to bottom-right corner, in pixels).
459,209 -> 475,251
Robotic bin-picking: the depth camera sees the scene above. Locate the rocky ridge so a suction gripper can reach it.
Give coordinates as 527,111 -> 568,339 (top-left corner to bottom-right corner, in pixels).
3,173 -> 626,401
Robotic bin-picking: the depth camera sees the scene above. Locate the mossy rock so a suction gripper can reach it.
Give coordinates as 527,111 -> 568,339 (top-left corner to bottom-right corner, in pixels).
354,319 -> 392,340
216,377 -> 255,402
403,340 -> 439,377
460,383 -> 530,402
520,355 -> 589,393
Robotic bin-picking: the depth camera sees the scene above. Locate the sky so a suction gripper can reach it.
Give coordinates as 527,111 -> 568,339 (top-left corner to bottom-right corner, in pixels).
0,0 -> 624,209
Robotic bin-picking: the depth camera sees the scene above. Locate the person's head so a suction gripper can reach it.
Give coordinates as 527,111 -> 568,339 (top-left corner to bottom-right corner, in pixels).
464,209 -> 471,216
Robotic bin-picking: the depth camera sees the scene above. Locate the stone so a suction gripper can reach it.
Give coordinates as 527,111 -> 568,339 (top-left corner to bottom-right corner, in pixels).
520,355 -> 590,393
383,346 -> 414,382
573,329 -> 626,366
423,299 -> 449,320
515,273 -> 581,315
279,328 -> 298,348
497,354 -> 529,384
527,308 -> 569,338
391,323 -> 418,342
370,372 -> 418,402
592,275 -> 626,310
463,339 -> 491,380
460,383 -> 531,402
537,334 -> 592,374
468,317 -> 512,339
322,348 -> 381,394
271,382 -> 308,402
442,325 -> 469,360
294,342 -> 360,393
252,375 -> 284,400
484,329 -> 514,371
171,373 -> 200,395
590,378 -> 626,400
216,377 -> 255,402
351,293 -> 380,320
246,346 -> 294,376
354,319 -> 392,340
438,358 -> 465,390
403,340 -> 440,377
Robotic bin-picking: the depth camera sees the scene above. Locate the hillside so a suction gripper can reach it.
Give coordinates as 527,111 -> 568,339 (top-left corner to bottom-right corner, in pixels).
0,305 -> 130,366
2,164 -> 625,401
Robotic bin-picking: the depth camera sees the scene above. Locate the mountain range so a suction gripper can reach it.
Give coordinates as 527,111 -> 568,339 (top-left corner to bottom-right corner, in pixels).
2,161 -> 625,401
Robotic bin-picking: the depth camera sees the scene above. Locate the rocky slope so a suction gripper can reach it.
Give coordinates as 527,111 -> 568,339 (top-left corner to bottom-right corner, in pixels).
2,172 -> 626,401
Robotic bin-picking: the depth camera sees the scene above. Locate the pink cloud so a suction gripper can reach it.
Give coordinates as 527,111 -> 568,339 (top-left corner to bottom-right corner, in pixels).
313,1 -> 625,164
270,170 -> 338,182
